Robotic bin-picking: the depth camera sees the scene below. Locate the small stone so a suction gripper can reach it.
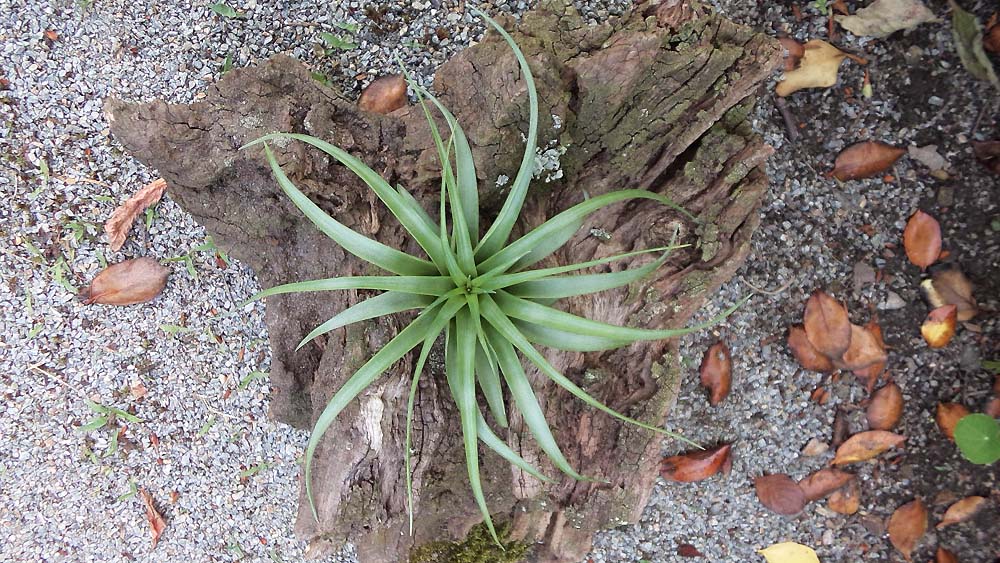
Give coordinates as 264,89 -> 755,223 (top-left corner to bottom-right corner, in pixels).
879,291 -> 906,311
801,438 -> 830,456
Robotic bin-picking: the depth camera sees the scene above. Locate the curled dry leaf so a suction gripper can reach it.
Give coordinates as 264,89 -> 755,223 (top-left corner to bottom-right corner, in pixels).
853,319 -> 886,389
867,383 -> 903,431
754,474 -> 807,515
936,402 -> 970,441
758,542 -> 820,563
986,13 -> 1000,53
660,444 -> 732,483
140,488 -> 167,548
676,544 -> 704,558
950,0 -> 1000,90
104,178 -> 167,252
827,479 -> 861,514
888,498 -> 927,562
937,495 -> 988,529
936,547 -> 959,563
921,270 -> 978,321
835,0 -> 939,38
971,140 -> 1000,174
832,430 -> 905,465
801,437 -> 829,456
699,341 -> 732,406
357,74 -> 407,115
803,290 -> 852,359
775,39 -> 848,97
788,325 -> 835,372
831,141 -> 906,181
921,305 -> 957,348
839,323 -> 888,371
798,468 -> 854,501
903,210 -> 942,270
80,257 -> 169,306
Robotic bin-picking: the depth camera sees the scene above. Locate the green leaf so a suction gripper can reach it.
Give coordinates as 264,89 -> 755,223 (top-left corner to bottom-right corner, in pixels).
983,360 -> 1000,374
319,32 -> 357,50
221,54 -> 233,73
77,416 -> 108,432
514,319 -> 631,352
954,413 -> 1000,464
474,324 -> 508,428
117,479 -> 138,502
479,245 -> 679,291
86,400 -> 110,414
475,410 -> 549,482
240,461 -> 271,477
27,322 -> 44,339
159,324 -> 193,335
109,407 -> 142,424
251,275 -> 455,301
333,21 -> 358,33
238,370 -> 269,390
950,0 -> 1000,90
209,2 -> 244,18
197,416 -> 216,437
297,292 -> 433,350
506,247 -> 674,299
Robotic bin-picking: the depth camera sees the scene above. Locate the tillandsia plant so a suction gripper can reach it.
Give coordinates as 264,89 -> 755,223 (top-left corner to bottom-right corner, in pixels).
242,8 -> 742,544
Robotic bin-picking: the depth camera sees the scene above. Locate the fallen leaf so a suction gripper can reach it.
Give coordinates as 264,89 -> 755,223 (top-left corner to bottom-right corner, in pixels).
754,474 -> 807,515
803,290 -> 852,359
758,542 -> 820,563
921,305 -> 957,348
986,397 -> 1000,417
358,74 -> 407,115
130,382 -> 148,400
831,141 -> 905,181
936,402 -> 970,440
779,37 -> 805,71
699,341 -> 732,406
972,140 -> 1000,174
835,0 -> 939,37
867,383 -> 903,430
888,498 -> 927,562
787,325 -> 835,372
903,210 -> 942,270
776,39 -> 848,97
44,29 -> 59,41
937,496 -> 988,529
801,438 -> 830,456
104,178 -> 168,251
831,408 -> 850,448
950,0 -> 1000,90
798,468 -> 854,501
139,488 -> 167,548
936,547 -> 959,563
660,444 -> 732,482
954,413 -> 1000,464
832,430 -> 906,464
985,12 -> 1000,53
677,543 -> 704,557
921,269 -> 978,321
907,144 -> 949,172
853,319 -> 886,388
80,257 -> 169,306
827,479 -> 861,514
839,323 -> 888,371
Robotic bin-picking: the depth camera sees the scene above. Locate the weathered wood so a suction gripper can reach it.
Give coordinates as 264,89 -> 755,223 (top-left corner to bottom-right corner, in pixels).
104,1 -> 780,561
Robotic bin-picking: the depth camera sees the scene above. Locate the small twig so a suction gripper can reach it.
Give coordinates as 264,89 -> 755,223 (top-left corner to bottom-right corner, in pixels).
739,275 -> 795,296
774,97 -> 800,142
191,393 -> 237,419
30,363 -> 89,398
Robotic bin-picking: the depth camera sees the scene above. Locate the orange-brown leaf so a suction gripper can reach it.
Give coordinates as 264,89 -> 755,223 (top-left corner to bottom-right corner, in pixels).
788,325 -> 835,372
853,319 -> 886,388
754,474 -> 806,515
699,341 -> 732,406
839,323 -> 888,371
358,75 -> 407,115
104,178 -> 168,252
831,141 -> 905,181
676,544 -> 705,558
936,402 -> 969,441
888,498 -> 927,562
660,444 -> 732,483
921,270 -> 978,322
798,468 -> 854,501
779,37 -> 805,71
985,398 -> 1000,418
80,257 -> 169,306
832,430 -> 905,465
937,496 -> 988,529
921,305 -> 957,348
985,12 -> 1000,53
867,383 -> 903,431
803,290 -> 852,359
827,479 -> 861,514
903,210 -> 942,270
936,547 -> 958,563
972,140 -> 1000,175
140,488 -> 167,548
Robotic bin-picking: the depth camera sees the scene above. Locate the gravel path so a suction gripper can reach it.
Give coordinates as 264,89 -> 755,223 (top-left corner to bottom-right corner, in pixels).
2,1 -> 996,562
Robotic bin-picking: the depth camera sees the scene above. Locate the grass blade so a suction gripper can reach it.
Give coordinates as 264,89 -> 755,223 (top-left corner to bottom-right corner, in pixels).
297,292 -> 434,350
250,276 -> 455,301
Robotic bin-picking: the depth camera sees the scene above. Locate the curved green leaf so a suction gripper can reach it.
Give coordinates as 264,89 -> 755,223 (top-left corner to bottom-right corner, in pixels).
476,411 -> 550,482
251,275 -> 455,301
514,319 -> 632,352
479,246 -> 678,291
506,249 -> 673,299
297,292 -> 433,350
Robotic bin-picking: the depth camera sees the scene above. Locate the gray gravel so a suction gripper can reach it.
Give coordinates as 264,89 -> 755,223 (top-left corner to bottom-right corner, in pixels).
2,0 -> 996,562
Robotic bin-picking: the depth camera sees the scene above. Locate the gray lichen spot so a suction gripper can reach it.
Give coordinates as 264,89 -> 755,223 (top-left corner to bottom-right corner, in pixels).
533,142 -> 568,183
589,227 -> 612,241
496,174 -> 510,187
239,114 -> 263,130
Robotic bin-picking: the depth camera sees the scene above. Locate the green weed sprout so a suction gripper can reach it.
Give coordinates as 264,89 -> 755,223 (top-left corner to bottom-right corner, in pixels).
243,8 -> 741,544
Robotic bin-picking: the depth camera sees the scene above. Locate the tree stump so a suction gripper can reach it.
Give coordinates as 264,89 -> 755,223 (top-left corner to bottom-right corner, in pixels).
104,1 -> 780,561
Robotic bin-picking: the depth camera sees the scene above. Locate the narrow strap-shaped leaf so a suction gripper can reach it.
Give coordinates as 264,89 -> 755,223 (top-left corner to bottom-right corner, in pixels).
396,184 -> 438,235
304,297 -> 465,520
507,249 -> 672,300
297,292 -> 434,350
495,290 -> 746,341
256,143 -> 436,276
484,324 -> 588,480
445,311 -> 499,544
475,410 -> 550,482
251,275 -> 455,301
475,326 -> 508,428
514,319 -> 632,352
473,6 -> 540,259
508,216 -> 583,272
479,246 -> 678,292
435,136 -> 471,286
480,294 -> 699,447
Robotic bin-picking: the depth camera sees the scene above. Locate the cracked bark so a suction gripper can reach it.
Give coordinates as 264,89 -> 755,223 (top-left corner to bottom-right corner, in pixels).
103,1 -> 780,562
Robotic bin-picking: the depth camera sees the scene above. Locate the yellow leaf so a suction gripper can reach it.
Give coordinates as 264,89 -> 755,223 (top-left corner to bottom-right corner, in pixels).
776,40 -> 847,97
759,542 -> 821,563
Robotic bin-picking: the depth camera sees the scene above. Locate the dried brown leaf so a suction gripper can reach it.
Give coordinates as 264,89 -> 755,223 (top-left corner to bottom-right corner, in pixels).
801,438 -> 830,456
754,474 -> 807,515
358,74 -> 407,115
831,141 -> 905,181
788,325 -> 835,372
80,257 -> 169,306
699,341 -> 732,406
936,402 -> 970,441
832,430 -> 905,464
921,270 -> 978,321
985,398 -> 1000,418
839,323 -> 888,371
853,319 -> 886,388
827,479 -> 861,514
903,210 -> 942,270
937,496 -> 988,529
986,13 -> 1000,53
888,498 -> 927,562
936,547 -> 959,563
776,39 -> 848,97
803,290 -> 852,360
972,140 -> 1000,174
798,468 -> 854,501
831,408 -> 850,448
140,488 -> 167,548
867,383 -> 903,430
104,178 -> 168,252
660,444 -> 732,483
921,305 -> 957,348
677,544 -> 705,558
834,0 -> 939,38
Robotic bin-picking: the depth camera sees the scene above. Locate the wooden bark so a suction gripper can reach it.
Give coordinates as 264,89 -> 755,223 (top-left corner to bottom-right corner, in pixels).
104,1 -> 780,561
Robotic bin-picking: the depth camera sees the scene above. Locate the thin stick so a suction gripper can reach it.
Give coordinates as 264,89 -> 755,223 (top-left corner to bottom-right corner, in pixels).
738,275 -> 795,296
774,98 -> 800,142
